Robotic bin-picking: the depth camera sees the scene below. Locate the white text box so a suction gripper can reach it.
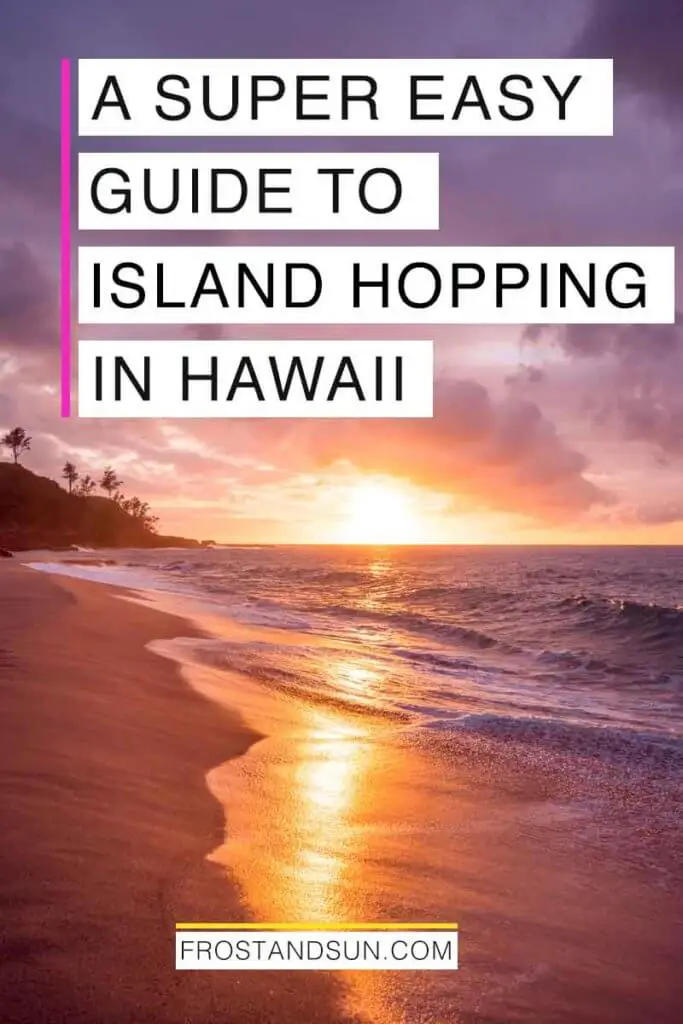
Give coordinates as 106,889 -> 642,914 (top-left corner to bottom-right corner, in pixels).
78,152 -> 439,231
78,59 -> 613,137
78,339 -> 434,418
78,246 -> 676,325
175,929 -> 458,970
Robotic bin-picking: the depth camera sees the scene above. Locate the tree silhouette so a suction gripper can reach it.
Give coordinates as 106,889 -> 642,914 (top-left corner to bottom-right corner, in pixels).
121,495 -> 159,533
62,461 -> 79,493
76,474 -> 97,497
99,466 -> 123,498
1,427 -> 32,464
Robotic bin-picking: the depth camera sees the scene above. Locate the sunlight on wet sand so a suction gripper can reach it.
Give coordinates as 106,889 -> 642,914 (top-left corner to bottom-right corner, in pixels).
203,690 -> 446,1024
150,615 -> 683,1024
152,628 -> 447,1022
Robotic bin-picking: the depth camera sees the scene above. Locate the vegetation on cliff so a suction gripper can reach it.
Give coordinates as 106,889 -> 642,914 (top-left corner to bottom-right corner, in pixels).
0,428 -> 201,550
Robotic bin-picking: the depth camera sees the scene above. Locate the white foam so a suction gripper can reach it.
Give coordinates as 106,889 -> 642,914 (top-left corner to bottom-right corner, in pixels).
24,560 -> 160,591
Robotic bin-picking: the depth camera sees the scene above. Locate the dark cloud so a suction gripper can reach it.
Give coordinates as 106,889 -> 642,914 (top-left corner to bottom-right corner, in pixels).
0,105 -> 58,207
505,364 -> 546,388
576,0 -> 683,111
0,242 -> 58,352
527,319 -> 683,457
525,317 -> 682,361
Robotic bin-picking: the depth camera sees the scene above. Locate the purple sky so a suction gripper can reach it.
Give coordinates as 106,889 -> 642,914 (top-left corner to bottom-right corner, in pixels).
1,0 -> 682,543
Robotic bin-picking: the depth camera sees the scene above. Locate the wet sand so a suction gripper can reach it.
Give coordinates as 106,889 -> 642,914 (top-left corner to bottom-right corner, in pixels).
153,605 -> 683,1024
0,564 -> 363,1023
1,562 -> 682,1023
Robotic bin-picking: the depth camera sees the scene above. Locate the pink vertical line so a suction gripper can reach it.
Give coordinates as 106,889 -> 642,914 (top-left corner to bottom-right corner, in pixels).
60,58 -> 72,417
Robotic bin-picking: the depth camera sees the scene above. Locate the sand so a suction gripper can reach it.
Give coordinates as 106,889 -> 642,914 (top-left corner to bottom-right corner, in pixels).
1,562 -> 682,1024
0,564 -> 363,1023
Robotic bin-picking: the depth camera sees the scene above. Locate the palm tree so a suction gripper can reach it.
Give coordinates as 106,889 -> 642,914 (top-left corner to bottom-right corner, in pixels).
62,461 -> 79,493
77,474 -> 97,497
99,466 -> 123,498
122,495 -> 159,533
1,426 -> 32,464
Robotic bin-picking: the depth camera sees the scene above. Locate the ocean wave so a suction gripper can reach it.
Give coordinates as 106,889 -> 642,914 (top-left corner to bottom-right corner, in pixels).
426,712 -> 683,769
292,599 -> 523,653
27,546 -> 683,744
390,646 -> 516,676
404,583 -> 515,608
559,594 -> 683,648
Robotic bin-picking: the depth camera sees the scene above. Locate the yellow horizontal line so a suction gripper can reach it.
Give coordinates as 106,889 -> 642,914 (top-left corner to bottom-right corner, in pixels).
176,923 -> 458,931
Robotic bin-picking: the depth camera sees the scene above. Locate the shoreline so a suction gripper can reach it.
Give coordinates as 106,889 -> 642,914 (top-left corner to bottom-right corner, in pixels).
117,568 -> 683,1024
2,561 -> 682,1023
0,564 -> 364,1023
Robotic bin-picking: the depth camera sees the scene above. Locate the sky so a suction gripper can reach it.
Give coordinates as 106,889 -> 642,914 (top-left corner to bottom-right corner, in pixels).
1,0 -> 682,544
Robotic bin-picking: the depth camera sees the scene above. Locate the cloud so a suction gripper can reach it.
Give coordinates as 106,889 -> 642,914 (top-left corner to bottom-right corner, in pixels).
0,0 -> 679,539
595,497 -> 683,527
629,501 -> 683,526
0,389 -> 17,427
293,377 -> 608,519
0,105 -> 57,207
4,364 -> 607,525
575,0 -> 683,112
505,364 -> 546,388
527,319 -> 683,457
0,242 -> 58,352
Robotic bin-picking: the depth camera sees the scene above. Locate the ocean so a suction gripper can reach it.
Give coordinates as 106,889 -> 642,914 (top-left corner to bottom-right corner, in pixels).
29,545 -> 683,750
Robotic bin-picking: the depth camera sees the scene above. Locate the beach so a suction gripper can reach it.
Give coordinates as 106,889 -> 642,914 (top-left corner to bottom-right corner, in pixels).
1,557 -> 682,1023
0,564 -> 363,1023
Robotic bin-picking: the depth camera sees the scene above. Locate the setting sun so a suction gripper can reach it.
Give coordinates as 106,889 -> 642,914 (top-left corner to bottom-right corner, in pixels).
336,480 -> 426,544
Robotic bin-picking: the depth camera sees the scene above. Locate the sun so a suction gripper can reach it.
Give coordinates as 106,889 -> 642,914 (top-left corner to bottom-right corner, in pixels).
336,479 -> 426,544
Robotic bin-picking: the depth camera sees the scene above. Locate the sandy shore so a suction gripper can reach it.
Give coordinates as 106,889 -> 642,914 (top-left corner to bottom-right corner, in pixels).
0,564 -> 363,1024
2,561 -> 682,1024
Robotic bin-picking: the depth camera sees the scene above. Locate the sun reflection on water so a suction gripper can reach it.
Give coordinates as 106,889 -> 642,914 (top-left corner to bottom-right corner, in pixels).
332,660 -> 381,700
158,623 -> 423,1022
284,710 -> 373,921
207,656 -> 383,926
197,646 -> 418,1024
